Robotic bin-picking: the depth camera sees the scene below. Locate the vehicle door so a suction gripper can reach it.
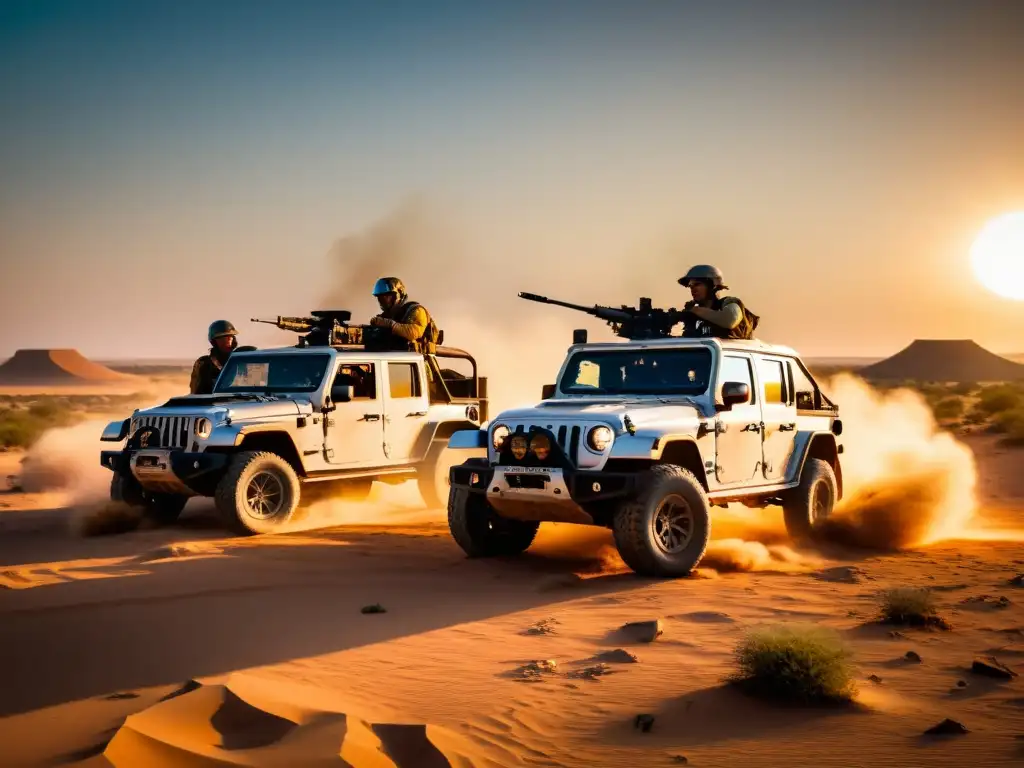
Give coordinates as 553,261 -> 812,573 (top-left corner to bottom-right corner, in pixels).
714,354 -> 764,486
756,355 -> 797,482
324,360 -> 387,467
381,360 -> 430,463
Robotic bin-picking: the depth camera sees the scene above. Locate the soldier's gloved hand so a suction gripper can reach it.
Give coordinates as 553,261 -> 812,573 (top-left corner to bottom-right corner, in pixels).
678,309 -> 699,324
369,316 -> 393,329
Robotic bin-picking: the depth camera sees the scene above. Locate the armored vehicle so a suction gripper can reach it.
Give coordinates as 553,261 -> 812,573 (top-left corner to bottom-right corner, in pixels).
99,311 -> 487,534
445,303 -> 843,577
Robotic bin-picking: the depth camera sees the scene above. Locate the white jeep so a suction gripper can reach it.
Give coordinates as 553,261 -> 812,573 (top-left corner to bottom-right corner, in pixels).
99,343 -> 487,534
445,335 -> 844,577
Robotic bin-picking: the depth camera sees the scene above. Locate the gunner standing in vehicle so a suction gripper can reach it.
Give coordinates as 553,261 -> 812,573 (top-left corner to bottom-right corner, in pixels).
189,320 -> 239,395
678,265 -> 759,340
368,277 -> 439,354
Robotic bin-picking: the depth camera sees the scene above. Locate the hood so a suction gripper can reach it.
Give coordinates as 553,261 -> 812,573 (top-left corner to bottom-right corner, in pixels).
138,394 -> 311,422
496,398 -> 706,433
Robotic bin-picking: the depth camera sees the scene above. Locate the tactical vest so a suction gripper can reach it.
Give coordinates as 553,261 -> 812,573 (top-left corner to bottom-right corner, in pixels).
390,301 -> 440,354
683,297 -> 759,340
190,351 -> 225,395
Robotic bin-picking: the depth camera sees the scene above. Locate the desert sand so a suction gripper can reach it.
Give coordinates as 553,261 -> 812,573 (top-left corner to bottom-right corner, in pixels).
0,383 -> 1022,767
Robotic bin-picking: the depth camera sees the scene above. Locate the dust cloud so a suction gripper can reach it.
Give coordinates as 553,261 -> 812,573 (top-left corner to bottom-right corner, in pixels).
817,374 -> 978,549
702,539 -> 817,573
15,380 -> 188,534
288,482 -> 445,533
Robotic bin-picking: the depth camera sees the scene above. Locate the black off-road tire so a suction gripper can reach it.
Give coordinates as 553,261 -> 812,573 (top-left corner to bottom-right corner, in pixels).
214,451 -> 301,535
612,464 -> 711,577
782,458 -> 837,542
448,486 -> 540,557
110,474 -> 188,525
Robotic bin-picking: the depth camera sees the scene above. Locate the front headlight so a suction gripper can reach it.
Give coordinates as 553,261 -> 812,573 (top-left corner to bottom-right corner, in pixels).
491,423 -> 510,451
510,433 -> 529,460
194,417 -> 212,439
587,425 -> 613,452
529,433 -> 551,461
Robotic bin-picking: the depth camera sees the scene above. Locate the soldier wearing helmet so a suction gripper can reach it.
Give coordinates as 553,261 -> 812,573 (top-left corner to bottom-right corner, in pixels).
368,277 -> 440,354
678,265 -> 759,340
189,320 -> 239,394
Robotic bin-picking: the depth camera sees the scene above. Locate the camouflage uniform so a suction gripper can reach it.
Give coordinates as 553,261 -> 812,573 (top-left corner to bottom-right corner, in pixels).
189,320 -> 238,395
678,265 -> 759,340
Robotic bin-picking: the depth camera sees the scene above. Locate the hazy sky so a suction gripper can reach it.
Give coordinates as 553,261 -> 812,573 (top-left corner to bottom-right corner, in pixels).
1,0 -> 1022,361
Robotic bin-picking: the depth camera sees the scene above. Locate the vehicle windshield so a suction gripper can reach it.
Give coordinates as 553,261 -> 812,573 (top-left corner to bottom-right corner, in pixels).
214,353 -> 330,393
558,347 -> 712,396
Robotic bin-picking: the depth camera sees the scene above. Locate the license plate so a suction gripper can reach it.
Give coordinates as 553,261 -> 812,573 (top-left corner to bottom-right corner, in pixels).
505,473 -> 548,489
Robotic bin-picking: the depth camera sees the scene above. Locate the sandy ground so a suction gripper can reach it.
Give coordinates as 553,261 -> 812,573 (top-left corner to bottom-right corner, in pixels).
0,436 -> 1022,767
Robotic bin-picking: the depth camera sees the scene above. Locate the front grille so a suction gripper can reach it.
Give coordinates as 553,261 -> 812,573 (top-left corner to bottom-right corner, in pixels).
134,415 -> 193,449
505,422 -> 589,467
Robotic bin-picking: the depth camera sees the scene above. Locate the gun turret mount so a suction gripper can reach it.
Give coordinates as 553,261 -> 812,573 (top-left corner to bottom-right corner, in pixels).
251,310 -> 390,349
310,310 -> 352,325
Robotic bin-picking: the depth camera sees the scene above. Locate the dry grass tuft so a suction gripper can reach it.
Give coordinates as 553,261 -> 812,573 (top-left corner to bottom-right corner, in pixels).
730,624 -> 857,704
879,587 -> 952,629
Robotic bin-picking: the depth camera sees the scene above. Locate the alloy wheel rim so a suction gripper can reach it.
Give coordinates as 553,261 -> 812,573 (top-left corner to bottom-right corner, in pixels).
651,494 -> 694,554
245,471 -> 285,519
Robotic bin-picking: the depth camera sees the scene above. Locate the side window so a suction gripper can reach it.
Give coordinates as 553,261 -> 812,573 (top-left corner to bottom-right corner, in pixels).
718,355 -> 754,403
789,361 -> 817,411
388,362 -> 422,399
757,359 -> 788,405
333,363 -> 376,400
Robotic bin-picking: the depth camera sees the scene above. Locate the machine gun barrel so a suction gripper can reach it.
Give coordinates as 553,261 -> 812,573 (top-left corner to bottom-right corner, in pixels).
517,292 -> 633,323
250,316 -> 314,332
518,291 -> 687,340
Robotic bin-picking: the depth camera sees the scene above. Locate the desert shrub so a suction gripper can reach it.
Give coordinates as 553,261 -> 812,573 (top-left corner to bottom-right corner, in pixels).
730,624 -> 857,703
879,587 -> 950,629
0,400 -> 82,449
27,400 -> 70,421
963,406 -> 988,425
0,418 -> 40,449
950,381 -> 978,396
992,407 -> 1024,446
931,397 -> 964,420
976,385 -> 1022,416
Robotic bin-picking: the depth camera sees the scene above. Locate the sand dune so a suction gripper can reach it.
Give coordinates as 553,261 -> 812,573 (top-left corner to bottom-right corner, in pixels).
99,676 -> 471,767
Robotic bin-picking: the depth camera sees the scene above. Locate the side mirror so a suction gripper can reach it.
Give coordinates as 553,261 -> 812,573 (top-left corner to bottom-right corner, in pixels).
721,381 -> 750,409
541,383 -> 556,399
330,384 -> 353,404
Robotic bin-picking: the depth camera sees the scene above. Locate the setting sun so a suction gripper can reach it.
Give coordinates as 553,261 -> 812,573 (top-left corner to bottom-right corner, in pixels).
971,211 -> 1024,301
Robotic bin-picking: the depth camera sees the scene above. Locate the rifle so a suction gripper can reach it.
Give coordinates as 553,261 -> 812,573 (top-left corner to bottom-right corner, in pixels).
518,292 -> 693,340
251,316 -> 316,334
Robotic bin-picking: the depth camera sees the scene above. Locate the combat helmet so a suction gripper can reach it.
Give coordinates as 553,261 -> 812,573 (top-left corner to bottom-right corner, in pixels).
372,277 -> 407,302
678,264 -> 728,291
208,319 -> 238,344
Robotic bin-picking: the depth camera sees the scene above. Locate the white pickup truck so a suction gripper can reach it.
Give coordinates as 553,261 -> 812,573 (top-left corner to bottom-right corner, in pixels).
99,343 -> 487,534
445,335 -> 844,577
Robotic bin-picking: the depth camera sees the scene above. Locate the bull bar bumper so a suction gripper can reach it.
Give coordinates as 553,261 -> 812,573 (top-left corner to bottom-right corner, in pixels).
448,462 -> 637,525
101,449 -> 229,496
